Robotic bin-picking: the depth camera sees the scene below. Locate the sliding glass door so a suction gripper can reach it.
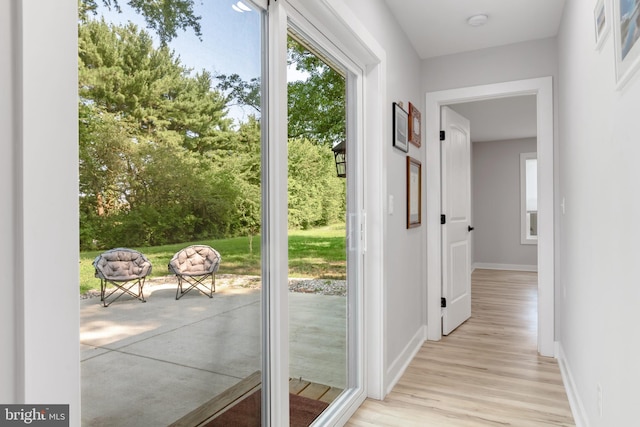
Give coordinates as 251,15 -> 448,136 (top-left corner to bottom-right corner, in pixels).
79,1 -> 364,425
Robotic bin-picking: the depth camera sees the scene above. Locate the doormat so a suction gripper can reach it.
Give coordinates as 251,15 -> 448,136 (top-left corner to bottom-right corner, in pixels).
204,390 -> 329,427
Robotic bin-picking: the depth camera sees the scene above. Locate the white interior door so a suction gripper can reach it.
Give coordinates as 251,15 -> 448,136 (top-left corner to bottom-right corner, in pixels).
441,106 -> 472,335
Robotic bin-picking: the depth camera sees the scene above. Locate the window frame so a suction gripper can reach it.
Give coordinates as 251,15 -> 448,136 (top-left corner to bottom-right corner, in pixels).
520,152 -> 538,245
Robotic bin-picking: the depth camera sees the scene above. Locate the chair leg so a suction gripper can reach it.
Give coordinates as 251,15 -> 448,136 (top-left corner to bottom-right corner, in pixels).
101,278 -> 146,307
100,279 -> 106,303
175,277 -> 183,300
138,277 -> 147,303
175,274 -> 215,299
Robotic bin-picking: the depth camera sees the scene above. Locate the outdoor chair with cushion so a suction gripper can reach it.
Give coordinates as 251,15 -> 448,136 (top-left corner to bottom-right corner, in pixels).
168,245 -> 221,300
93,248 -> 153,307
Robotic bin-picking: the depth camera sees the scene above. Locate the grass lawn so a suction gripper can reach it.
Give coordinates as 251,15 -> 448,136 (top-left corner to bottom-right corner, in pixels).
80,223 -> 346,294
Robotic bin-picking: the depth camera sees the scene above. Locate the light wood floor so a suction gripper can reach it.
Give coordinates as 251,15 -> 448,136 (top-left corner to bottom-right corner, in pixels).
346,269 -> 575,426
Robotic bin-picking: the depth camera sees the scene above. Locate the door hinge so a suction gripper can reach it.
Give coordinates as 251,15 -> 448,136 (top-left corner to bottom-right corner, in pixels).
441,297 -> 447,308
440,130 -> 445,141
441,214 -> 446,225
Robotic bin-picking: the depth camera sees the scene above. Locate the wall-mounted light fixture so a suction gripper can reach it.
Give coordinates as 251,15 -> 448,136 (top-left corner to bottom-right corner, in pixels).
331,140 -> 346,178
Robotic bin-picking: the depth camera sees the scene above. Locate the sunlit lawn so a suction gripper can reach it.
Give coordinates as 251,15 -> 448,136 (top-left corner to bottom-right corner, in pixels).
79,224 -> 346,294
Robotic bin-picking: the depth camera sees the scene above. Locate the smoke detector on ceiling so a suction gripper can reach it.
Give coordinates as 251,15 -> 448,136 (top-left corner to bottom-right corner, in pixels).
467,14 -> 488,27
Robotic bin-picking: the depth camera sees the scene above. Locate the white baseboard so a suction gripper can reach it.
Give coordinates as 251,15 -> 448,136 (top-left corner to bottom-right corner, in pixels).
385,325 -> 426,396
557,342 -> 590,427
473,262 -> 538,272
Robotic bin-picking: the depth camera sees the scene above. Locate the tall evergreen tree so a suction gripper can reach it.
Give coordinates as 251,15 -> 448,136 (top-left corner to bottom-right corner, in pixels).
216,37 -> 347,146
78,19 -> 237,248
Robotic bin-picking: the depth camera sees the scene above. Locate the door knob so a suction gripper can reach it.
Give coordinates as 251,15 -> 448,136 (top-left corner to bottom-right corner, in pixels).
468,226 -> 475,232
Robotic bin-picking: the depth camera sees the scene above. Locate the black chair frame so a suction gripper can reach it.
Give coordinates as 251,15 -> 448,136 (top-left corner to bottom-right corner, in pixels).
175,273 -> 215,300
99,276 -> 147,307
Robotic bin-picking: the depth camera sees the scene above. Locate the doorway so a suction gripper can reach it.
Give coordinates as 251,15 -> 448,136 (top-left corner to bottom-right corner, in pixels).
449,95 -> 538,271
442,96 -> 539,338
425,77 -> 555,357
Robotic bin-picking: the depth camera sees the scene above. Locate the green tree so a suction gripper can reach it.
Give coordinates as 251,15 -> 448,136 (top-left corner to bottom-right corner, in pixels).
216,37 -> 346,147
215,36 -> 347,230
227,117 -> 262,251
215,73 -> 261,114
287,37 -> 346,146
79,0 -> 202,45
79,19 -> 230,142
288,138 -> 345,229
78,18 -> 238,249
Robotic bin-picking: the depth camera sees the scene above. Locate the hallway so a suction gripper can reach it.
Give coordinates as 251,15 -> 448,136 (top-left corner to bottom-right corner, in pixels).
347,269 -> 575,426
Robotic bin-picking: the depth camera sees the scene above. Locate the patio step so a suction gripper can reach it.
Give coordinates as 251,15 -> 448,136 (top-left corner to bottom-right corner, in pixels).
169,371 -> 343,426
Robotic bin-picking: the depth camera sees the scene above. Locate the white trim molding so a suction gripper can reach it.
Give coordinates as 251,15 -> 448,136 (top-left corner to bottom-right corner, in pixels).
385,326 -> 426,396
557,343 -> 590,427
474,263 -> 538,272
265,2 -> 290,424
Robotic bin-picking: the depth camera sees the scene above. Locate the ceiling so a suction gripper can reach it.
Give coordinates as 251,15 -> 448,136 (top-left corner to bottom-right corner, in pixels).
382,1 -> 563,142
383,0 -> 566,59
449,96 -> 537,143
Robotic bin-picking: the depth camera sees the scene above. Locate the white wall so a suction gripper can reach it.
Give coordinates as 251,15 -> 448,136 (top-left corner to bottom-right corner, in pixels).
472,138 -> 538,269
344,0 -> 425,392
422,38 -> 559,92
1,1 -> 80,424
422,38 -> 562,339
557,0 -> 640,425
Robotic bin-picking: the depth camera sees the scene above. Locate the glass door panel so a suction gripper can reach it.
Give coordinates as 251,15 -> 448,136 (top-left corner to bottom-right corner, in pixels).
286,31 -> 349,426
79,1 -> 265,425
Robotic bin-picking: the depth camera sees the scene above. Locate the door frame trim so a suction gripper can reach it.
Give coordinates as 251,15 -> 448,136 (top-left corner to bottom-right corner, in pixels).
265,2 -> 289,424
425,77 -> 555,357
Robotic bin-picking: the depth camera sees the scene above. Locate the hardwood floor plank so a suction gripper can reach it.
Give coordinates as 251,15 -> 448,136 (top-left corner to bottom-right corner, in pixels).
289,378 -> 311,395
347,269 -> 574,426
319,387 -> 343,403
299,382 -> 331,400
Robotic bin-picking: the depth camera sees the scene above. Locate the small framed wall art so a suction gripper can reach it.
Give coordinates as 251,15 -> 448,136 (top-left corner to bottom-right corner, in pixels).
406,155 -> 422,229
408,102 -> 422,147
613,0 -> 640,88
393,102 -> 409,152
594,0 -> 610,51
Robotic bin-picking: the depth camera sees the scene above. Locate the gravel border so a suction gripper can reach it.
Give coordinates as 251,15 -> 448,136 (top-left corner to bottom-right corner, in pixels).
81,274 -> 346,299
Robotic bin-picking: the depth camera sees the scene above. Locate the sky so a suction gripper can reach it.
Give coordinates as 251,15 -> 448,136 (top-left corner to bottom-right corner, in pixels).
99,0 -> 261,78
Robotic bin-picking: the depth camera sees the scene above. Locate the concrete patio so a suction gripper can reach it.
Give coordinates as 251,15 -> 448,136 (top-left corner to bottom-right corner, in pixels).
80,279 -> 346,426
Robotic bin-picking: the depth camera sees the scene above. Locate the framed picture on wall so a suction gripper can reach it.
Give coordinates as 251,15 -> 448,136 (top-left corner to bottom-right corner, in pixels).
613,0 -> 640,88
408,102 -> 422,147
406,156 -> 422,228
594,0 -> 611,50
393,102 -> 409,152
